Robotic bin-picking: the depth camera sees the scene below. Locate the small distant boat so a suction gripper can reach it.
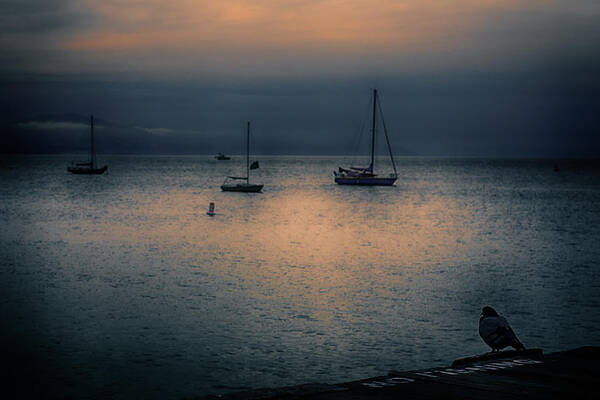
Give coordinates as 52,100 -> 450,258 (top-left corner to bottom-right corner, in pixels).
67,115 -> 107,175
215,152 -> 231,160
334,89 -> 397,186
221,121 -> 263,193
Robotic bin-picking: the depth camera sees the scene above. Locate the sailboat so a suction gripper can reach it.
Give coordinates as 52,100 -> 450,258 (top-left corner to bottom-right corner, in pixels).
334,89 -> 397,185
220,121 -> 263,192
67,115 -> 108,175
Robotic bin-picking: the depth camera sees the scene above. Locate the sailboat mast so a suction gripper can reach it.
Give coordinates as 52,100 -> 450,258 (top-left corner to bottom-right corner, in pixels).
90,114 -> 95,168
371,89 -> 377,170
246,121 -> 250,183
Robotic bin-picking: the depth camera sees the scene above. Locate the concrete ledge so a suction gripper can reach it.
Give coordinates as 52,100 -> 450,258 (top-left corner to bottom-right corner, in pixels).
196,346 -> 600,399
451,348 -> 543,367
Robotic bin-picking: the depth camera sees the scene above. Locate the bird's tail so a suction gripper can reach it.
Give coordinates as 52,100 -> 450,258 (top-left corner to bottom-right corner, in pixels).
513,338 -> 525,351
509,328 -> 525,351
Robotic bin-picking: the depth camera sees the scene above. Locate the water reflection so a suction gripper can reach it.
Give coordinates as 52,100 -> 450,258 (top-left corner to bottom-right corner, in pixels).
1,156 -> 600,399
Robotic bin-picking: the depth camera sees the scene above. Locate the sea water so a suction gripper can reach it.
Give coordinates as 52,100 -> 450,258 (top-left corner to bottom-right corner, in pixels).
1,155 -> 600,399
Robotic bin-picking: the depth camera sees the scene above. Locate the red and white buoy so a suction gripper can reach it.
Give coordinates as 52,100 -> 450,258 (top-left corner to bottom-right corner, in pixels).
206,202 -> 216,216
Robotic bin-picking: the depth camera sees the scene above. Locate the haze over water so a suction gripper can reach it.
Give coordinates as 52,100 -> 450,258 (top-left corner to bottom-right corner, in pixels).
1,155 -> 600,399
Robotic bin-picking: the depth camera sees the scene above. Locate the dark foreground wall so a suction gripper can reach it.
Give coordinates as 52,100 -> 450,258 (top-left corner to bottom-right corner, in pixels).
197,347 -> 599,400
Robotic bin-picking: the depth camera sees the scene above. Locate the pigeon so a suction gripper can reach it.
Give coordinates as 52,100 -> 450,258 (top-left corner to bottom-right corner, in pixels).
479,306 -> 525,352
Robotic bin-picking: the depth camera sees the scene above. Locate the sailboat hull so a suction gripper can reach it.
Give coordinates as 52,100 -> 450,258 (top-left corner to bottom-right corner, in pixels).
334,176 -> 396,186
221,183 -> 263,192
68,165 -> 108,175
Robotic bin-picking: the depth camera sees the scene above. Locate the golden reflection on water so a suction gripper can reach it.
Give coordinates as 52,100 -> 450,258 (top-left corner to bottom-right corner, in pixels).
5,156 -> 600,398
59,183 -> 476,262
54,182 -> 477,323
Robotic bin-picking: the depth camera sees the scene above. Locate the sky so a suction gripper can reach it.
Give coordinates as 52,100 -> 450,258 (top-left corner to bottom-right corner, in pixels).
1,0 -> 599,156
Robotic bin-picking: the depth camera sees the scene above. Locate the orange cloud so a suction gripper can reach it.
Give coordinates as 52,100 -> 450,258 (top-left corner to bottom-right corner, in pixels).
65,0 -> 534,52
53,0 -> 593,77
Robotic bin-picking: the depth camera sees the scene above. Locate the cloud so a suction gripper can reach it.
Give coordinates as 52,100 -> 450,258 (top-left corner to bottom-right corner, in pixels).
66,1 -> 521,51
16,120 -> 90,130
17,120 -> 198,139
3,1 -> 598,77
135,126 -> 176,136
1,1 -> 599,158
0,1 -> 85,34
134,125 -> 230,139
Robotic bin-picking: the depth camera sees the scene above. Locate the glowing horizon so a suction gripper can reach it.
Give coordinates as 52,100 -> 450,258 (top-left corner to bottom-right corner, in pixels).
4,0 -> 596,77
66,1 -> 488,51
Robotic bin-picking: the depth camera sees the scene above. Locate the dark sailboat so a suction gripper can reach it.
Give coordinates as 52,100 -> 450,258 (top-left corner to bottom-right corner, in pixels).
334,89 -> 397,186
215,152 -> 231,160
67,115 -> 107,175
221,121 -> 263,193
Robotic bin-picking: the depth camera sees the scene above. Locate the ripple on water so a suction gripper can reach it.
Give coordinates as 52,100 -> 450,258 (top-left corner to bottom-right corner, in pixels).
1,156 -> 600,399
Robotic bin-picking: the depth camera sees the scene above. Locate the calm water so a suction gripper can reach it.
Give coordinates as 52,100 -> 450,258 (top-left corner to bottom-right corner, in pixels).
1,155 -> 600,399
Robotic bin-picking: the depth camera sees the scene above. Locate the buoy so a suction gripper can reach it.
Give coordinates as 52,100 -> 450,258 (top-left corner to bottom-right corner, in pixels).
206,202 -> 216,216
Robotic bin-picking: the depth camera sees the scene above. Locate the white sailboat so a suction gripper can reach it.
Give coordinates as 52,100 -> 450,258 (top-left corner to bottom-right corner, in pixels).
334,89 -> 397,185
221,121 -> 263,192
